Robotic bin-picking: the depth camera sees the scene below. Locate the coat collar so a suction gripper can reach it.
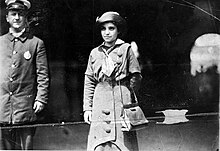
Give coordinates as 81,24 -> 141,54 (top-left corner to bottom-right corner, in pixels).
100,38 -> 125,48
98,39 -> 125,54
6,30 -> 29,42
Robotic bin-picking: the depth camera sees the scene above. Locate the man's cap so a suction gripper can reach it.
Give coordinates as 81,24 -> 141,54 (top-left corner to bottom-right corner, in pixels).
5,0 -> 31,10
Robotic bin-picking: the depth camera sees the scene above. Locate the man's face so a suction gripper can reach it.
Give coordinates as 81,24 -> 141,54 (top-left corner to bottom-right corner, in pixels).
6,10 -> 27,31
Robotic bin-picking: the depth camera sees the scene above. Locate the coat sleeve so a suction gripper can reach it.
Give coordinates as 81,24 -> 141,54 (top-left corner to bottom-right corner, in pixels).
130,73 -> 142,92
127,46 -> 142,74
83,75 -> 96,111
83,54 -> 97,111
35,40 -> 49,104
127,46 -> 142,92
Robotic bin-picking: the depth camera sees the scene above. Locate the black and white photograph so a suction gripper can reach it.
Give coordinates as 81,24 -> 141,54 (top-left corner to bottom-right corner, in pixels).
0,0 -> 219,150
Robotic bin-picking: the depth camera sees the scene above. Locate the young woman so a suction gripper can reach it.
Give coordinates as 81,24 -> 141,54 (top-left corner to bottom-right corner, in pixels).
83,11 -> 142,151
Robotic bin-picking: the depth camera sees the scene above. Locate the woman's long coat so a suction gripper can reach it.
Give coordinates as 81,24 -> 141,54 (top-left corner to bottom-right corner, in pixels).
83,39 -> 142,151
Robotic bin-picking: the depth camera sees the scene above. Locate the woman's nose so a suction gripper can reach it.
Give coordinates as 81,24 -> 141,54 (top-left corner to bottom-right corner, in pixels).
105,29 -> 110,34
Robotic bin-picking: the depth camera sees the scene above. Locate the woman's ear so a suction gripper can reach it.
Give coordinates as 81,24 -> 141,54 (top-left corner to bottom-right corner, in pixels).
117,30 -> 121,36
6,15 -> 9,23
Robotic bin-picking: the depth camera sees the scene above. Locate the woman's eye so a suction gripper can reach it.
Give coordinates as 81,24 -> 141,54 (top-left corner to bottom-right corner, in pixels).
101,27 -> 106,31
109,27 -> 115,31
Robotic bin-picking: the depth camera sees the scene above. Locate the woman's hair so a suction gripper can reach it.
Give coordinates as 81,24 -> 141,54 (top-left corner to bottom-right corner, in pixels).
96,11 -> 127,39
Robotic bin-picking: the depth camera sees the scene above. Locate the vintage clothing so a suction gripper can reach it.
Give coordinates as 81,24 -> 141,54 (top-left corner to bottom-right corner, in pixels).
0,31 -> 49,149
83,39 -> 142,151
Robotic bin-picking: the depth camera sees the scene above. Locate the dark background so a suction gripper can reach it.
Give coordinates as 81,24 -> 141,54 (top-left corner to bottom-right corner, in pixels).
0,0 -> 219,123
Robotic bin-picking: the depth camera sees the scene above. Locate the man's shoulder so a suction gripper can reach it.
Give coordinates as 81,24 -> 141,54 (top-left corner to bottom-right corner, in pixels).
0,33 -> 9,39
27,33 -> 44,43
32,34 -> 42,40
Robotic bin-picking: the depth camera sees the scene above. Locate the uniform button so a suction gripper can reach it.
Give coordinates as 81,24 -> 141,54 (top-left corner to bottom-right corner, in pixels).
9,78 -> 13,82
13,51 -> 17,55
14,38 -> 18,42
9,92 -> 13,95
11,64 -> 16,68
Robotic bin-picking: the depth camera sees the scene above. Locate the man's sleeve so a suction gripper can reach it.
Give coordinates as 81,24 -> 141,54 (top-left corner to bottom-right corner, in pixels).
35,40 -> 49,104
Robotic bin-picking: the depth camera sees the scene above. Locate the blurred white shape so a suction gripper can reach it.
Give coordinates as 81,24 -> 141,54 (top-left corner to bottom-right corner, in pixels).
156,109 -> 189,124
131,41 -> 140,58
195,33 -> 220,46
190,33 -> 220,76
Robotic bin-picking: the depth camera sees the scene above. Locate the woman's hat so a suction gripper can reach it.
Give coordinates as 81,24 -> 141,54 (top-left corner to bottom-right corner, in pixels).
96,12 -> 125,25
5,0 -> 31,10
96,11 -> 127,38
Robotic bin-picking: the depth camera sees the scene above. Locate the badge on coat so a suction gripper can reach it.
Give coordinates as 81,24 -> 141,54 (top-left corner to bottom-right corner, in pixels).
24,51 -> 31,60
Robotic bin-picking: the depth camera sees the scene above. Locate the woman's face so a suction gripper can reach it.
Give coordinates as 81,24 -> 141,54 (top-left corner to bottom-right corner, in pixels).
101,22 -> 119,47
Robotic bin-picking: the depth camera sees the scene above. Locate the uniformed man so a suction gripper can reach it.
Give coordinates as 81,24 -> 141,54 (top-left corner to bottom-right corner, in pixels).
0,0 -> 49,149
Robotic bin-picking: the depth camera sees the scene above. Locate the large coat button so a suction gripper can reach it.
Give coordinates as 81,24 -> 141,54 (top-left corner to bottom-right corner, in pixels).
104,120 -> 111,124
104,128 -> 111,133
102,109 -> 110,115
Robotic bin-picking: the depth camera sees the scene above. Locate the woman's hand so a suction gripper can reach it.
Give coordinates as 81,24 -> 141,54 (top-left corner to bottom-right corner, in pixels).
84,110 -> 92,124
130,73 -> 142,91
